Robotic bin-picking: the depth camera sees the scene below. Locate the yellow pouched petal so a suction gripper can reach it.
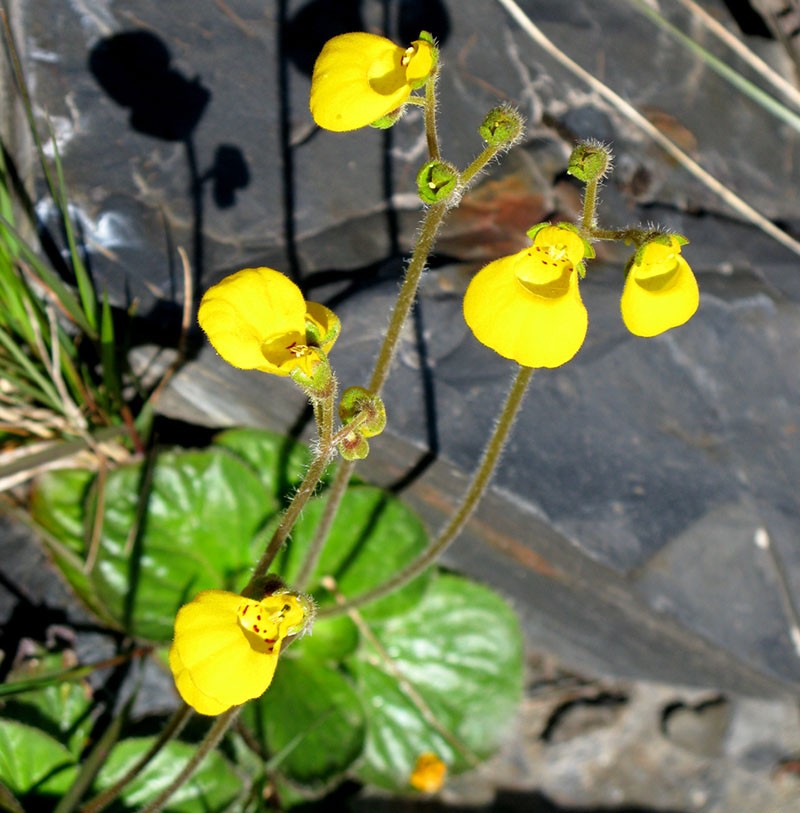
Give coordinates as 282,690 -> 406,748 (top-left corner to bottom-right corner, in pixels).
621,238 -> 699,337
310,33 -> 434,131
463,224 -> 590,368
464,249 -> 588,369
168,589 -> 314,716
198,268 -> 307,372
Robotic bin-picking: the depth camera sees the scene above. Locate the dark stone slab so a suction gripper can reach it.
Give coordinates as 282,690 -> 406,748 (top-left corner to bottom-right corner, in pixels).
13,0 -> 800,693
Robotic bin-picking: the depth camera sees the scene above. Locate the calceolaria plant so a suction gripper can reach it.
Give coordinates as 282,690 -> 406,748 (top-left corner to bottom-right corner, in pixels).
8,23 -> 701,813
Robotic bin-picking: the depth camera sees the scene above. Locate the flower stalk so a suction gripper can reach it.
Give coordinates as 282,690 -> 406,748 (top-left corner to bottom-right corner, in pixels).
319,365 -> 534,618
138,708 -> 242,813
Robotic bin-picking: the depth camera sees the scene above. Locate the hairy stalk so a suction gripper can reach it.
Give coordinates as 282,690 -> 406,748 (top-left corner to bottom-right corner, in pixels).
581,177 -> 599,232
423,68 -> 440,160
368,200 -> 448,395
295,458 -> 355,590
243,386 -> 337,596
79,705 -> 192,813
138,708 -> 241,813
298,132 -> 516,596
319,365 -> 534,619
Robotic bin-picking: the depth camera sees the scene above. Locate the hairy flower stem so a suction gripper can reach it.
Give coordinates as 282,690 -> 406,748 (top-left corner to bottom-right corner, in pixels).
244,385 -> 337,596
318,365 -> 534,619
79,705 -> 193,813
581,176 -> 599,232
368,200 -> 449,394
296,140 -> 516,594
295,199 -> 450,591
424,69 -> 440,160
295,458 -> 355,590
138,708 -> 241,813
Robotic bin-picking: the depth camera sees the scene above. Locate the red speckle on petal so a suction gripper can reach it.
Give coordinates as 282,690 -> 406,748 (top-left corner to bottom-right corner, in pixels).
253,625 -> 260,633
242,605 -> 248,615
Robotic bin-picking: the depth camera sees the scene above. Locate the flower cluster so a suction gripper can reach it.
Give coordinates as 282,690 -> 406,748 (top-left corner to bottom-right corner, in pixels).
169,588 -> 314,715
464,224 -> 699,369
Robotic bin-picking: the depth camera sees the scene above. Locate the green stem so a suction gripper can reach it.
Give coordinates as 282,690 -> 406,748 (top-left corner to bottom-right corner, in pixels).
243,385 -> 336,597
588,226 -> 661,245
581,177 -> 599,232
423,70 -> 440,161
460,141 -> 504,188
319,365 -> 534,619
244,439 -> 333,596
299,135 -> 516,597
138,708 -> 241,813
368,200 -> 449,395
79,705 -> 192,813
295,459 -> 355,590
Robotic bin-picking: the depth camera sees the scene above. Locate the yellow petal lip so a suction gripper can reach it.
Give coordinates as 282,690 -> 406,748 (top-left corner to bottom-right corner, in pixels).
168,589 -> 313,716
198,268 -> 306,372
463,249 -> 588,369
310,33 -> 434,132
198,268 -> 340,376
621,241 -> 699,337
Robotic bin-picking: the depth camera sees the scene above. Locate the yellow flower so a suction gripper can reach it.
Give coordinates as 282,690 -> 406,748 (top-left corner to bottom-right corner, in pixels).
463,224 -> 591,368
198,267 -> 339,376
409,752 -> 447,793
310,32 -> 435,132
169,588 -> 314,716
621,236 -> 699,337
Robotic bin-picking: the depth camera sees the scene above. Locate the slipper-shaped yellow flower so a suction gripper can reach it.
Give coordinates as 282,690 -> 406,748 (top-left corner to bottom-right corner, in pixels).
310,32 -> 435,132
169,588 -> 314,716
463,224 -> 591,368
198,267 -> 339,376
621,236 -> 699,337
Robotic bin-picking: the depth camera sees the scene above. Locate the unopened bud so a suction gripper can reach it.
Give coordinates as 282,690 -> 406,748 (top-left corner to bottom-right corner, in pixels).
339,386 -> 387,437
338,430 -> 370,461
567,141 -> 612,183
416,160 -> 459,204
478,105 -> 524,147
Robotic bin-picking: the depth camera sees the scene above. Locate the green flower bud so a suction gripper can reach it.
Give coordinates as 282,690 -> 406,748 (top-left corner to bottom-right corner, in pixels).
567,141 -> 613,183
416,159 -> 459,204
479,105 -> 524,147
339,386 -> 387,438
338,430 -> 370,461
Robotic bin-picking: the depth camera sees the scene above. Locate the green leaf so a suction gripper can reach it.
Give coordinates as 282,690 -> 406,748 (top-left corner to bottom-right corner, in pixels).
30,468 -> 95,555
29,468 -> 118,625
291,614 -> 360,663
89,449 -> 274,640
272,485 -> 432,620
348,573 -> 524,791
0,720 -> 78,797
213,427 -> 319,499
243,655 -> 366,788
1,652 -> 94,757
94,737 -> 241,812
